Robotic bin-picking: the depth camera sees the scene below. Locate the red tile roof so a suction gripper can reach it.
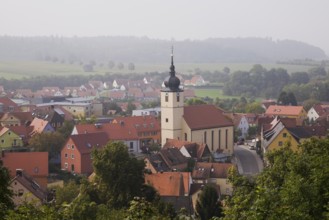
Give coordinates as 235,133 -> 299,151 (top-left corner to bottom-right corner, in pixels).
74,123 -> 139,140
183,105 -> 233,130
145,172 -> 190,196
192,162 -> 234,179
68,132 -> 109,155
163,139 -> 209,159
1,152 -> 48,178
0,97 -> 18,108
265,105 -> 304,116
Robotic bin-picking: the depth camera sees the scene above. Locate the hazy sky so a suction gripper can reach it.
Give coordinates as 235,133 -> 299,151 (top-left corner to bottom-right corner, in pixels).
1,0 -> 329,54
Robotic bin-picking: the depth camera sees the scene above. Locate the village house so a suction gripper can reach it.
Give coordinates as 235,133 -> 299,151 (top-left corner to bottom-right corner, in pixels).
10,169 -> 49,206
144,147 -> 188,173
72,121 -> 142,154
261,117 -> 326,154
0,97 -> 19,112
29,117 -> 55,137
0,127 -> 24,149
265,105 -> 307,126
0,112 -> 33,127
163,139 -> 211,162
144,172 -> 193,215
307,103 -> 329,122
61,132 -> 109,175
112,115 -> 161,151
192,162 -> 234,196
1,151 -> 49,189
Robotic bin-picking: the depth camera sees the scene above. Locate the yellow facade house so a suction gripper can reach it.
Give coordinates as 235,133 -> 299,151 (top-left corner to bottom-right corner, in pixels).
262,117 -> 327,154
0,127 -> 24,149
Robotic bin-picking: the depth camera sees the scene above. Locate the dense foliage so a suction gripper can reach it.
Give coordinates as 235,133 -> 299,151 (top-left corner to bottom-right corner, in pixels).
195,185 -> 223,220
224,138 -> 329,220
0,160 -> 14,216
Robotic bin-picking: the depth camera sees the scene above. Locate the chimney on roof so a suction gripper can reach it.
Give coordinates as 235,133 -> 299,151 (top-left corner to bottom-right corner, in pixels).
16,169 -> 23,177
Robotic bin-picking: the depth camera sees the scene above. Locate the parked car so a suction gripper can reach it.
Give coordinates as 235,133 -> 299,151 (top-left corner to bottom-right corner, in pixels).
249,145 -> 255,150
237,138 -> 245,145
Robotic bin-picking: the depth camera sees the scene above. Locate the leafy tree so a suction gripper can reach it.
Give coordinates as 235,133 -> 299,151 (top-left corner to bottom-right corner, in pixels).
195,185 -> 223,220
277,91 -> 297,106
5,203 -> 61,220
225,138 -> 329,219
126,101 -> 136,115
108,61 -> 115,69
0,160 -> 13,216
28,132 -> 65,159
128,62 -> 135,71
126,197 -> 158,220
54,180 -> 80,205
83,64 -> 94,72
117,62 -> 124,70
290,72 -> 310,84
223,66 -> 230,74
57,120 -> 74,139
92,141 -> 145,208
186,98 -> 207,106
245,102 -> 265,114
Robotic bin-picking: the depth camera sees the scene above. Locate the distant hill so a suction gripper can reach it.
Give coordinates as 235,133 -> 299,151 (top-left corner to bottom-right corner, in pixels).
0,36 -> 326,63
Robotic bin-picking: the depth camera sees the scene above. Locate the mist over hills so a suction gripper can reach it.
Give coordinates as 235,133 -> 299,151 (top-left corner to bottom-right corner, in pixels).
0,36 -> 326,63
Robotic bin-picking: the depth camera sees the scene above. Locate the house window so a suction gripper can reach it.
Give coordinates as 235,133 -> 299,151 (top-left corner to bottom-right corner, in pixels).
130,142 -> 134,149
165,93 -> 169,102
218,130 -> 221,150
283,133 -> 287,138
211,130 -> 214,151
71,164 -> 75,172
225,129 -> 228,149
176,93 -> 180,102
166,118 -> 168,123
1,139 -> 4,143
65,153 -> 68,158
18,189 -> 24,197
64,163 -> 68,169
67,144 -> 70,149
71,145 -> 75,150
278,141 -> 283,146
184,133 -> 187,141
71,154 -> 74,159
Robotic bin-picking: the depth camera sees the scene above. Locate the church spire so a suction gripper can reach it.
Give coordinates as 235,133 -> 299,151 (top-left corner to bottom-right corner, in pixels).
170,46 -> 175,76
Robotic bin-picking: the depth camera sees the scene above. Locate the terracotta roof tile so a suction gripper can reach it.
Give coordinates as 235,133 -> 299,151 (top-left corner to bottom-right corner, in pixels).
68,132 -> 109,155
145,172 -> 190,196
265,105 -> 304,116
192,162 -> 234,179
183,105 -> 233,130
1,151 -> 48,178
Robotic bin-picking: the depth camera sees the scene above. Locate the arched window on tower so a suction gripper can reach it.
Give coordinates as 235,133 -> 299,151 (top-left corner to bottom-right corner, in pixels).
165,93 -> 169,102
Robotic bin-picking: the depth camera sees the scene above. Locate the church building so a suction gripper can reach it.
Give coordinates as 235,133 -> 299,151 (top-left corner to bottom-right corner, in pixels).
161,49 -> 234,155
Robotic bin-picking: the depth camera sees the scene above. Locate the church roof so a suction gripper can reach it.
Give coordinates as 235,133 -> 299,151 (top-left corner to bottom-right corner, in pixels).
183,105 -> 233,130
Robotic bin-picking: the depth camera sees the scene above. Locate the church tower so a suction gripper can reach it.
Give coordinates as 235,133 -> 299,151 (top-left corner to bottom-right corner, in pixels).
161,47 -> 184,146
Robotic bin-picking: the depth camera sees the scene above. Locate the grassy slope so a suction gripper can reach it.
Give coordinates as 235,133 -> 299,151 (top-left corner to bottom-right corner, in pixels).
0,61 -> 314,79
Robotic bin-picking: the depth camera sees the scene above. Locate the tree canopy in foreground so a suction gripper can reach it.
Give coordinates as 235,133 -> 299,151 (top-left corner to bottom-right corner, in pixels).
224,137 -> 329,220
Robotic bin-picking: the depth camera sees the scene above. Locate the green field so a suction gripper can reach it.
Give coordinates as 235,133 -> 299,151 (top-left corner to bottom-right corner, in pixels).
0,60 -> 315,80
194,88 -> 237,99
